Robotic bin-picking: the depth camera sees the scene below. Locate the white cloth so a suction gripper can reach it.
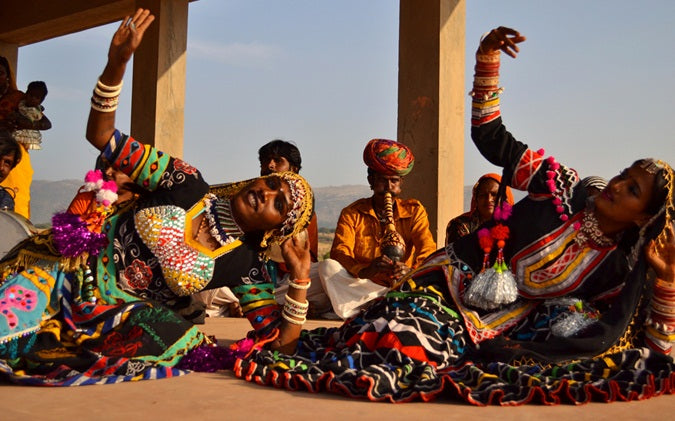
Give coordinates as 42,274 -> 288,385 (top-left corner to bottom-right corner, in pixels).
193,287 -> 239,317
318,258 -> 389,319
196,262 -> 332,317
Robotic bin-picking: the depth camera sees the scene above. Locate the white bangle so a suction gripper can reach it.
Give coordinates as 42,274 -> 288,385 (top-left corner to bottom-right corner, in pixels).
97,78 -> 124,92
288,280 -> 311,290
284,294 -> 309,309
282,310 -> 306,325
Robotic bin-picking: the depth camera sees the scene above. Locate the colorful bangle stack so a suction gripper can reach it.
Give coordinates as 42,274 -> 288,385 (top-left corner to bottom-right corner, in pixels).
91,78 -> 123,112
282,294 -> 309,325
470,52 -> 502,127
470,52 -> 501,100
649,279 -> 675,334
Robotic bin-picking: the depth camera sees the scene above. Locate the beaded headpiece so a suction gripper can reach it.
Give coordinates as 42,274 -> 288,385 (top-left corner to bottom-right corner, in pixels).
209,171 -> 314,251
639,159 -> 674,252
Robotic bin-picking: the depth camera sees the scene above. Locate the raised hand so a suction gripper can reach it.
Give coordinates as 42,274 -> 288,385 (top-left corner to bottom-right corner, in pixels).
108,9 -> 155,67
645,223 -> 675,283
281,233 -> 311,280
479,26 -> 527,58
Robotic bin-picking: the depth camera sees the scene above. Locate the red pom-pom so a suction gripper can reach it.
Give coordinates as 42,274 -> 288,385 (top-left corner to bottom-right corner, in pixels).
537,148 -> 545,156
496,240 -> 506,248
560,214 -> 569,221
490,224 -> 510,240
477,228 -> 494,250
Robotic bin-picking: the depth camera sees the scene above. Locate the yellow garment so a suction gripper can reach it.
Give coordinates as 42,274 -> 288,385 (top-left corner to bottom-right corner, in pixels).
330,197 -> 437,279
0,146 -> 32,219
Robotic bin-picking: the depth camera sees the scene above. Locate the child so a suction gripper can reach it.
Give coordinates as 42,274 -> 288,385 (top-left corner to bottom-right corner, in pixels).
12,81 -> 51,150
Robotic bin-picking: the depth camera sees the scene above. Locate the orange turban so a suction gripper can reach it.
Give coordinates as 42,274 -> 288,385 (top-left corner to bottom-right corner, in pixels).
363,139 -> 414,176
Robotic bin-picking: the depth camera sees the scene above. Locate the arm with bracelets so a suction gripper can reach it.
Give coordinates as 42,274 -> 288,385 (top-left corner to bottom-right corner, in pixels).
272,234 -> 312,353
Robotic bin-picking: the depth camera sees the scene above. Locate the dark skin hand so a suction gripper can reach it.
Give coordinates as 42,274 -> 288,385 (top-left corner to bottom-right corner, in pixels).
645,223 -> 675,284
358,255 -> 411,287
478,26 -> 527,57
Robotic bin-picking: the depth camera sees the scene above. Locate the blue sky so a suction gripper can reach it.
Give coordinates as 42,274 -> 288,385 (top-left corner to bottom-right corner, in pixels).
15,0 -> 675,189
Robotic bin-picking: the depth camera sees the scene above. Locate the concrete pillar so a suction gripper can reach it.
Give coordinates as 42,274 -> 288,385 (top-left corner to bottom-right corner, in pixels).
131,0 -> 189,158
397,0 -> 465,246
0,42 -> 19,82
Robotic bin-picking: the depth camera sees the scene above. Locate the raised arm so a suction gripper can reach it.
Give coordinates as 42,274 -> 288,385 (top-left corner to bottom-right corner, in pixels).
85,9 -> 155,151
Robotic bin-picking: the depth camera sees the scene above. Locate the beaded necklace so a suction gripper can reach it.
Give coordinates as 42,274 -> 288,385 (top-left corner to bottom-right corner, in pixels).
202,193 -> 244,247
574,209 -> 616,248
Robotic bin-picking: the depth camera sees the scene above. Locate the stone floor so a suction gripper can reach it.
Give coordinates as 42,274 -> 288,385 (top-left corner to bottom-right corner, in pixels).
1,317 -> 672,421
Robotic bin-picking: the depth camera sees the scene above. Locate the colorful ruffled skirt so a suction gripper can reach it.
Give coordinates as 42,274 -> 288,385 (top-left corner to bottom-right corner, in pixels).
233,281 -> 675,405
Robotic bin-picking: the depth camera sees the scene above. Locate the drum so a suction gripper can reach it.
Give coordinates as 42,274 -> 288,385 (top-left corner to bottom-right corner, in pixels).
0,210 -> 38,259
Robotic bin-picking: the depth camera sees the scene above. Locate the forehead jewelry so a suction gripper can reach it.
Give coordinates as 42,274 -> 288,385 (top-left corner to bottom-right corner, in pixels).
640,159 -> 663,175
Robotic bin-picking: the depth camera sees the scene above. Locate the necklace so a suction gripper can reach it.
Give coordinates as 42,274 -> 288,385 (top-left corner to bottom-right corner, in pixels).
575,209 -> 616,248
193,213 -> 221,250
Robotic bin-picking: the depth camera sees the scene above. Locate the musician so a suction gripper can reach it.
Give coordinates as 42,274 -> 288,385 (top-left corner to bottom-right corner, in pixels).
317,138 -> 436,319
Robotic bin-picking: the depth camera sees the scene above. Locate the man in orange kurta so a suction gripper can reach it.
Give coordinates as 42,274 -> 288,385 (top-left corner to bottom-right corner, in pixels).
319,139 -> 436,319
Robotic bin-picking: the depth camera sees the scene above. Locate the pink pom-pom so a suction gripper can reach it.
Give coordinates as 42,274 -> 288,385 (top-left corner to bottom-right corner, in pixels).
537,148 -> 545,156
500,202 -> 512,219
101,180 -> 118,193
573,222 -> 581,230
477,228 -> 490,239
552,197 -> 562,206
546,156 -> 556,164
560,214 -> 569,222
550,162 -> 560,171
556,205 -> 564,213
84,170 -> 103,183
546,170 -> 556,179
546,179 -> 556,191
493,207 -> 502,220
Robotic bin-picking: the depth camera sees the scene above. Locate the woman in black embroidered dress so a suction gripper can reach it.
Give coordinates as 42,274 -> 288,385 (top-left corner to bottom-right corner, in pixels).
232,26 -> 675,405
0,9 -> 315,386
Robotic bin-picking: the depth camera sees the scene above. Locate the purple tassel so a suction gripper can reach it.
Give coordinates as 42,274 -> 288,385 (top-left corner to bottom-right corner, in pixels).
176,338 -> 255,372
52,212 -> 109,257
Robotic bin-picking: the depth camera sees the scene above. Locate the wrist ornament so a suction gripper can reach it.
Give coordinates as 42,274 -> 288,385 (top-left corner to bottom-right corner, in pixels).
91,77 -> 123,113
289,278 -> 311,290
282,294 -> 308,325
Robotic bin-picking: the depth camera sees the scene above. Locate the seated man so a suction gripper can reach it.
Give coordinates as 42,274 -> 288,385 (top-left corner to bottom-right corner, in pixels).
195,140 -> 330,318
318,139 -> 436,319
0,130 -> 21,211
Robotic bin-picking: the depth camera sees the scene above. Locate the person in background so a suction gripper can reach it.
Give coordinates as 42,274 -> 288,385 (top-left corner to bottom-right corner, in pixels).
318,138 -> 436,319
0,130 -> 21,210
445,172 -> 514,245
0,57 -> 32,219
12,80 -> 52,151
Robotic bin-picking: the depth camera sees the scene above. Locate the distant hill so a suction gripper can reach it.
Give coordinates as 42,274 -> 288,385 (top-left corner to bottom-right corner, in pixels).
30,180 -> 480,229
30,179 -> 83,227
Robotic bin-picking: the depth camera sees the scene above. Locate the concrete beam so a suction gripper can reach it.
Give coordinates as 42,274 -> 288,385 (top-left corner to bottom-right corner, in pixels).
0,0 -> 136,46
